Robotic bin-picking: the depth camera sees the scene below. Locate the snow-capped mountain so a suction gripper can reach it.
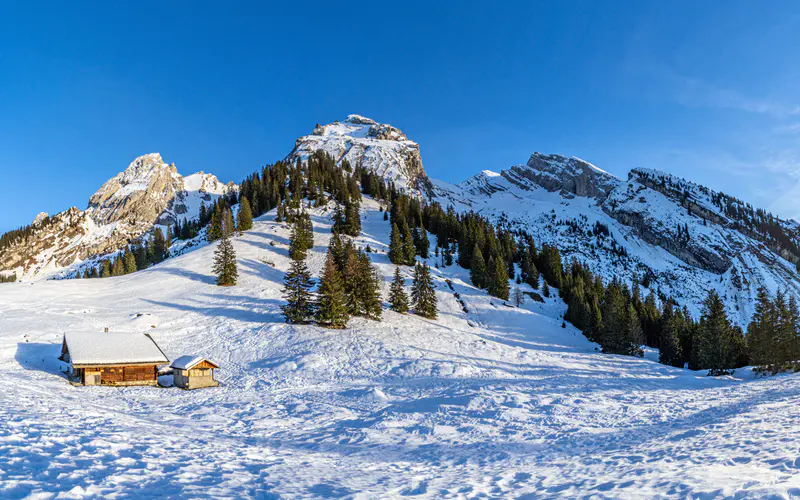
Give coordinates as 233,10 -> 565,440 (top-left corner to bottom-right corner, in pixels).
287,114 -> 432,196
288,116 -> 800,324
431,153 -> 800,324
5,115 -> 800,325
0,153 -> 235,281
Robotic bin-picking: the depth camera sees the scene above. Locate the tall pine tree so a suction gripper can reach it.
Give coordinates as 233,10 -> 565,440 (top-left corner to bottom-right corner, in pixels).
412,262 -> 437,319
212,230 -> 238,286
315,251 -> 349,328
389,267 -> 410,314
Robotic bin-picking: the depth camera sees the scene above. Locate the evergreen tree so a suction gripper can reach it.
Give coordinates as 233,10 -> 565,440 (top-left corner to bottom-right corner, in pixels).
694,289 -> 737,375
151,227 -> 169,263
542,281 -> 550,298
237,196 -> 253,232
388,267 -> 410,314
223,208 -> 235,237
358,252 -> 383,320
344,199 -> 361,237
281,258 -> 315,323
402,221 -> 416,265
746,287 -> 774,366
207,210 -> 222,241
315,251 -> 349,328
100,260 -> 111,278
212,231 -> 238,286
487,256 -> 510,300
412,262 -> 437,319
111,256 -> 124,277
388,223 -> 404,265
123,248 -> 137,275
342,248 -> 362,316
470,244 -> 486,289
659,302 -> 683,367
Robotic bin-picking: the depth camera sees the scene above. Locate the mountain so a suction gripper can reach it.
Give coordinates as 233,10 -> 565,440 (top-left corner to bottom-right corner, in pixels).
0,153 -> 235,281
3,191 -> 798,498
287,114 -> 432,196
4,115 -> 800,325
291,117 -> 800,324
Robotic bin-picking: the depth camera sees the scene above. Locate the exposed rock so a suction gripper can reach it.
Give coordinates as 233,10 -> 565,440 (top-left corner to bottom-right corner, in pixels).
288,115 -> 432,195
511,153 -> 619,200
0,154 -> 232,281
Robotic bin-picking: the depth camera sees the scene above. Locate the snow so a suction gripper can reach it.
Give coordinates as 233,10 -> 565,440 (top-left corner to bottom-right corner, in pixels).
170,355 -> 218,370
2,197 -> 800,497
63,332 -> 169,366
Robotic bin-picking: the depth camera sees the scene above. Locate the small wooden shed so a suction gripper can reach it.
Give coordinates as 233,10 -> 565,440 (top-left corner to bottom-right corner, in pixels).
60,332 -> 169,386
170,356 -> 220,390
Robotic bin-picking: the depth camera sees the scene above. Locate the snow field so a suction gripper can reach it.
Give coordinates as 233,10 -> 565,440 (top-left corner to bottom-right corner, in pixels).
2,198 -> 800,498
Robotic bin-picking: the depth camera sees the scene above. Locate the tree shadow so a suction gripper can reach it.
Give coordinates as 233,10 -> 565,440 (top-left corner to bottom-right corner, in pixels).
142,295 -> 284,324
15,342 -> 67,379
150,266 -> 216,285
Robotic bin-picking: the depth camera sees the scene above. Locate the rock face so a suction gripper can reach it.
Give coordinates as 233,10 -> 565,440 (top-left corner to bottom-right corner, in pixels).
0,154 -> 233,281
287,115 -> 432,195
89,153 -> 183,227
432,151 -> 800,325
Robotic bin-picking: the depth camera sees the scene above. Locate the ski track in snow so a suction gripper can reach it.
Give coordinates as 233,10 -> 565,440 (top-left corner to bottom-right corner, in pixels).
2,198 -> 800,498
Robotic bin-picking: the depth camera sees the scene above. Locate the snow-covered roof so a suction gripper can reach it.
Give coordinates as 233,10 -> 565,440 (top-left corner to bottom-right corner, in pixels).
170,355 -> 219,370
64,332 -> 169,366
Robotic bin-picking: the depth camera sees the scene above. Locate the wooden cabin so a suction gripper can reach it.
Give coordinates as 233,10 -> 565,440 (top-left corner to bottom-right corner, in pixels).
60,332 -> 169,386
170,356 -> 220,390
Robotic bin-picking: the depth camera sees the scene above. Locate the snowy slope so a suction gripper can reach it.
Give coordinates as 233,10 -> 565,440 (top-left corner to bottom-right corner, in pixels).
0,154 -> 234,282
430,154 -> 800,325
3,198 -> 800,498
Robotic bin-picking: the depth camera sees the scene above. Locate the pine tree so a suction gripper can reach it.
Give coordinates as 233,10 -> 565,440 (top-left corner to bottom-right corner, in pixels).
237,196 -> 253,232
412,262 -> 437,319
342,248 -> 362,316
747,287 -> 773,366
344,199 -> 361,237
152,227 -> 169,263
623,303 -> 644,357
695,289 -> 737,375
389,267 -> 410,314
281,258 -> 315,323
402,221 -> 416,265
659,302 -> 683,367
358,252 -> 383,320
388,223 -> 404,265
487,256 -> 510,300
212,231 -> 238,286
123,248 -> 137,275
470,244 -> 486,289
100,260 -> 111,278
542,281 -> 550,297
207,210 -> 222,241
315,251 -> 349,328
111,256 -> 124,277
223,208 -> 235,237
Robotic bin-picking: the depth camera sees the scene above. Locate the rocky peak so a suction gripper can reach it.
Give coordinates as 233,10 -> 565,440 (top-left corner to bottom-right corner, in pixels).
510,153 -> 619,200
1,153 -> 231,281
288,115 -> 432,195
88,153 -> 183,226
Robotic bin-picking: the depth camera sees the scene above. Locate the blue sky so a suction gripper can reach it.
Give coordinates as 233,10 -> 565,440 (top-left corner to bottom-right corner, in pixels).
2,1 -> 800,233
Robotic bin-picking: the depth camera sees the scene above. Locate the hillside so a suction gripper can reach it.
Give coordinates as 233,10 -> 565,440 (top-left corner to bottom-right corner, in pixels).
5,198 -> 800,497
0,153 -> 234,281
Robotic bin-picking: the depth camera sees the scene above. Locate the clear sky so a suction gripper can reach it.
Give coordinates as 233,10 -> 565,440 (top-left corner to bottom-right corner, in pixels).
2,1 -> 800,233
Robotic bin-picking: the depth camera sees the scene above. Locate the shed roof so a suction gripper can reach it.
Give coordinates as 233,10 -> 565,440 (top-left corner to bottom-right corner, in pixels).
64,332 -> 169,366
170,355 -> 220,370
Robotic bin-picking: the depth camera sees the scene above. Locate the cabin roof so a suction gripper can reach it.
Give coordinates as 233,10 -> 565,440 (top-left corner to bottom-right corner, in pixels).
170,355 -> 220,370
63,332 -> 169,366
